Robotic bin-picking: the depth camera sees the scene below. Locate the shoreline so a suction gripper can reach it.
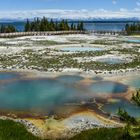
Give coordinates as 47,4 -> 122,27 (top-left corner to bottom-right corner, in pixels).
0,109 -> 124,139
0,67 -> 140,79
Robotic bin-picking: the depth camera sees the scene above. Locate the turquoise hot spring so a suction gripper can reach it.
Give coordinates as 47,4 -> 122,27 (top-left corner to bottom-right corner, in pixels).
0,72 -> 140,117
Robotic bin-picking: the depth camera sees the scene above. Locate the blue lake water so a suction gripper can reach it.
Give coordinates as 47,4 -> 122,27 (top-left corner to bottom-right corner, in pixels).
60,47 -> 104,52
0,22 -> 25,32
84,22 -> 126,31
0,21 -> 134,32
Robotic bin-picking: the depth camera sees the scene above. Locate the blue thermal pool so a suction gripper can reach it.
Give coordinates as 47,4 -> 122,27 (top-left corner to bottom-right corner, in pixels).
0,72 -> 20,80
97,58 -> 126,64
0,72 -> 139,117
88,81 -> 128,94
124,77 -> 140,89
0,77 -> 128,114
56,75 -> 84,84
60,47 -> 104,52
0,78 -> 82,113
127,39 -> 140,43
102,99 -> 140,118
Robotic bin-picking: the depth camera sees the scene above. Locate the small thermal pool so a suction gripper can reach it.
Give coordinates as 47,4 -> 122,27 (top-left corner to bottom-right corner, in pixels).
127,39 -> 140,43
97,58 -> 126,64
60,46 -> 104,52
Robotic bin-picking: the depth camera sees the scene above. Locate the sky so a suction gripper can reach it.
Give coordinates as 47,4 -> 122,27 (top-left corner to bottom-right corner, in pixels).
0,0 -> 140,19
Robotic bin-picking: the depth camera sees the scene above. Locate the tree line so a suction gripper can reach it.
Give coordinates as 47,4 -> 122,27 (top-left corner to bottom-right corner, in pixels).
0,18 -> 85,33
0,25 -> 17,33
125,23 -> 140,34
25,17 -> 84,32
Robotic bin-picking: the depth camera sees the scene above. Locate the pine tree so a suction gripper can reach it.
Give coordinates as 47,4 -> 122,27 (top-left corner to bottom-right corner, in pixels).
64,20 -> 69,30
49,19 -> 55,31
0,25 -> 16,33
79,21 -> 84,30
55,21 -> 58,31
25,19 -> 31,32
71,23 -> 74,30
34,18 -> 40,31
125,22 -> 140,34
59,20 -> 65,31
24,17 -> 85,32
0,25 -> 6,33
73,25 -> 76,30
77,23 -> 80,30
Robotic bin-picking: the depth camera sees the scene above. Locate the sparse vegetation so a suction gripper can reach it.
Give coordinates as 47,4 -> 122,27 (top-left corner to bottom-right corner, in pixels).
70,126 -> 140,140
117,108 -> 138,125
0,46 -> 139,72
132,90 -> 140,107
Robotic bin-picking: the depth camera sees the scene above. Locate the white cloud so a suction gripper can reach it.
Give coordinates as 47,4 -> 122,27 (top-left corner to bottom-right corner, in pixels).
136,0 -> 140,6
0,9 -> 140,20
112,0 -> 117,5
134,8 -> 140,11
120,8 -> 128,12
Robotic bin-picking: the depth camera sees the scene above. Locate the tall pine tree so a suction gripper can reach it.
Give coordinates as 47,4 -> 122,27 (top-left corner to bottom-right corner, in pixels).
25,19 -> 31,32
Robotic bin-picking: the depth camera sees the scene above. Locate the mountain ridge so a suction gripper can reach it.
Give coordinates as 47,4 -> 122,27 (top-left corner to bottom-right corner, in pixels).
0,17 -> 140,23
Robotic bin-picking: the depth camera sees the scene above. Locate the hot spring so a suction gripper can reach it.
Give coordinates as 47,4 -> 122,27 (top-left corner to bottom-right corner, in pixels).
0,72 -> 139,117
60,46 -> 104,52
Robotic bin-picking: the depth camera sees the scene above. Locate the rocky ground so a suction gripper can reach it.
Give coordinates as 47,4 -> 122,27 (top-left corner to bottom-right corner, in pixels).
0,34 -> 139,75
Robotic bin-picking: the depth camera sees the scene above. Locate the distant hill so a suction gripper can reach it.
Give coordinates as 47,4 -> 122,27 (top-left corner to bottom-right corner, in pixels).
0,17 -> 140,23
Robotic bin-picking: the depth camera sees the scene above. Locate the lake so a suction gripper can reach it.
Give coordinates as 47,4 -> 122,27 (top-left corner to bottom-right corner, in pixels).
0,21 -> 135,32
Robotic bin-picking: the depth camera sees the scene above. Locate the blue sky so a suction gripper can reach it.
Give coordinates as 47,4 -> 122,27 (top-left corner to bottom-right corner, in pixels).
0,0 -> 139,11
0,0 -> 140,19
